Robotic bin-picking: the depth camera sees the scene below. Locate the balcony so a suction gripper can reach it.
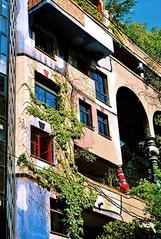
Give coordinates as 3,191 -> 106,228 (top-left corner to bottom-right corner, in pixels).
85,177 -> 146,224
28,0 -> 114,61
122,146 -> 149,187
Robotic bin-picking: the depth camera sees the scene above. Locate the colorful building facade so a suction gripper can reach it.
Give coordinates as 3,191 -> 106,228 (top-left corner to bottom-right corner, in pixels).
3,0 -> 161,238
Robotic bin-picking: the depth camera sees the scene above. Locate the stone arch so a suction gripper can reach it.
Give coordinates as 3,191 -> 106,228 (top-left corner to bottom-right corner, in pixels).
116,86 -> 150,186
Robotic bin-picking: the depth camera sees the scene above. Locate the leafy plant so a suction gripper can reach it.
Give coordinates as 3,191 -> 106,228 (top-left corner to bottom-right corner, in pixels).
105,0 -> 136,25
97,218 -> 156,239
74,0 -> 104,22
74,147 -> 96,162
129,178 -> 161,236
125,23 -> 161,64
19,79 -> 97,239
18,154 -> 96,239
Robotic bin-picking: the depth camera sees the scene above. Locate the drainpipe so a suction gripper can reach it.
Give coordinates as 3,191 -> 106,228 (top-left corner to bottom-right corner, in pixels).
145,136 -> 161,188
116,166 -> 129,193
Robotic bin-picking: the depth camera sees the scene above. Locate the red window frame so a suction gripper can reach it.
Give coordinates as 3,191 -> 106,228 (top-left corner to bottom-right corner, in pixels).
31,126 -> 53,163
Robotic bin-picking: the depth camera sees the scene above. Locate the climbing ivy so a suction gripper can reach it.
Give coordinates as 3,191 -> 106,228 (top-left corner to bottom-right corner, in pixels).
19,77 -> 97,239
18,154 -> 96,239
97,178 -> 161,238
73,0 -> 104,22
97,218 -> 156,239
128,179 -> 161,237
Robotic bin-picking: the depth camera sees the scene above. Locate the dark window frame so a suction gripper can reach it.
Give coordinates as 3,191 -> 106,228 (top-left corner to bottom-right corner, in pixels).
0,74 -> 7,95
97,110 -> 110,138
35,72 -> 59,109
35,28 -> 56,58
93,71 -> 109,104
50,198 -> 68,237
31,126 -> 53,164
79,99 -> 93,128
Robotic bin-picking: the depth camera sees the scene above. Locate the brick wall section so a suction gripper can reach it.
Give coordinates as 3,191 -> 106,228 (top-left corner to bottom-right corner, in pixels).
54,0 -> 84,25
28,0 -> 85,25
28,0 -> 42,9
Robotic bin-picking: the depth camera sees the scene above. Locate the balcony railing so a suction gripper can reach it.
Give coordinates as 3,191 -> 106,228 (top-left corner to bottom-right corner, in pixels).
28,0 -> 104,23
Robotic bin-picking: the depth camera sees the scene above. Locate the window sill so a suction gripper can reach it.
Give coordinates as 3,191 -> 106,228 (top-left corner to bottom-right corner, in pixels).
96,97 -> 111,107
98,133 -> 112,140
50,231 -> 69,238
83,124 -> 95,131
31,155 -> 55,166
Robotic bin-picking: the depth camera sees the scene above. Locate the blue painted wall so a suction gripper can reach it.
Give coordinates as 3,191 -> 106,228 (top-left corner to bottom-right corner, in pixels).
16,178 -> 50,239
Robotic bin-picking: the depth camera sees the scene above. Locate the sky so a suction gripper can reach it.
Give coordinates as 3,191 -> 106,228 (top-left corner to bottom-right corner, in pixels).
130,0 -> 161,29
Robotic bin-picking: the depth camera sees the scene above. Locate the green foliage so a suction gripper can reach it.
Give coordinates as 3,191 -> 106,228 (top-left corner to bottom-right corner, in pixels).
98,178 -> 161,238
74,0 -> 104,22
144,67 -> 161,91
129,179 -> 161,236
75,147 -> 96,162
20,81 -> 97,239
103,168 -> 118,188
105,0 -> 136,24
97,219 -> 156,239
125,23 -> 161,64
24,82 -> 83,151
18,154 -> 96,239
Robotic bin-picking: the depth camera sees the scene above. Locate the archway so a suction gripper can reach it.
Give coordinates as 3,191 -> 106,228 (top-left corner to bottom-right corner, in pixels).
116,87 -> 150,186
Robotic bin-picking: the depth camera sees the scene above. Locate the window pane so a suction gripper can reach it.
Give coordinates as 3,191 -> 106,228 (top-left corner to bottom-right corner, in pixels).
0,119 -> 6,141
0,35 -> 8,54
46,91 -> 57,109
36,83 -> 58,109
0,17 -> 8,34
2,0 -> 9,17
0,54 -> 7,74
0,95 -> 6,116
0,141 -> 5,165
35,85 -> 45,103
50,199 -> 67,235
79,100 -> 92,127
31,126 -> 53,163
0,168 -> 5,192
0,74 -> 6,93
35,30 -> 54,57
97,111 -> 109,137
93,71 -> 108,103
51,211 -> 67,235
31,127 -> 39,157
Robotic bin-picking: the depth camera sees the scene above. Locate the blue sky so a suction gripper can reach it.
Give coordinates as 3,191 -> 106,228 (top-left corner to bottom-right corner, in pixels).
130,0 -> 161,29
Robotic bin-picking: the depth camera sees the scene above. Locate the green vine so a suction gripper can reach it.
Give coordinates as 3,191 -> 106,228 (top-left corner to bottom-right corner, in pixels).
18,154 -> 96,239
74,147 -> 96,162
73,0 -> 104,23
19,77 -> 97,239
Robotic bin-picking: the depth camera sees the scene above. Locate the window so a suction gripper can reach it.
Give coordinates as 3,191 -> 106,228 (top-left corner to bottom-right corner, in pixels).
79,99 -> 92,127
50,199 -> 67,236
0,74 -> 6,94
0,141 -> 5,165
0,54 -> 7,74
0,16 -> 8,34
31,126 -> 53,163
35,73 -> 59,109
97,110 -> 110,137
35,29 -> 56,58
0,95 -> 6,117
0,119 -> 6,141
93,71 -> 109,103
